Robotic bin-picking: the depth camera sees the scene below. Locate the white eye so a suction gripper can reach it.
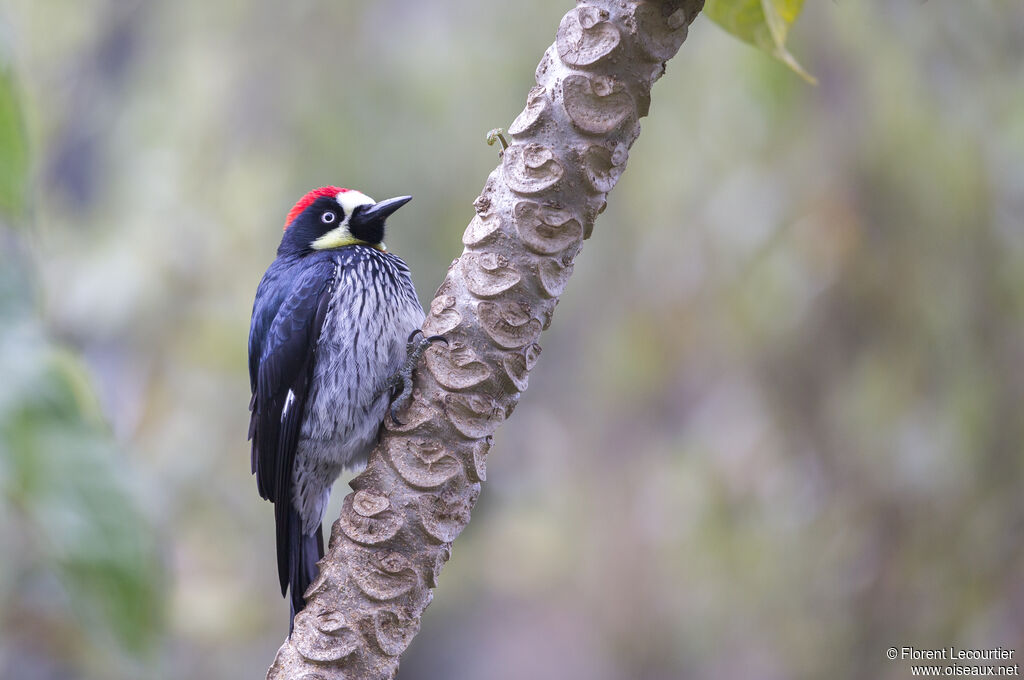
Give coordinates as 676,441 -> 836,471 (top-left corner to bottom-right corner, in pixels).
321,211 -> 337,224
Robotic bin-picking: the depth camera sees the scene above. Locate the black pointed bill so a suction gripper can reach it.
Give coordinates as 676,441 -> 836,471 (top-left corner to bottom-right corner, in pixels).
351,195 -> 412,228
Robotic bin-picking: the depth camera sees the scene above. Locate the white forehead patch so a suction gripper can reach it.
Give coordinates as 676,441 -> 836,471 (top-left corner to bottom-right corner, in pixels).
337,190 -> 375,215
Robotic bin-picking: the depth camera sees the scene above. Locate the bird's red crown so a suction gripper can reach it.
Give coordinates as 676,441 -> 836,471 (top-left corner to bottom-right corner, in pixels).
284,186 -> 350,230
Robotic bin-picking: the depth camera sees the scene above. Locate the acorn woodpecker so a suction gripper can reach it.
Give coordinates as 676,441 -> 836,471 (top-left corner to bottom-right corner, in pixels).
247,186 -> 434,629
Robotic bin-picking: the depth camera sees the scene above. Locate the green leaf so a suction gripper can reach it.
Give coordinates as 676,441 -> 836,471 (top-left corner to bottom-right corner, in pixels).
0,66 -> 29,217
0,337 -> 167,654
704,0 -> 815,83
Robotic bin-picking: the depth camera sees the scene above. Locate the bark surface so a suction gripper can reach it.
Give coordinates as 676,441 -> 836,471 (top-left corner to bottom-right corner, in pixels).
267,1 -> 704,677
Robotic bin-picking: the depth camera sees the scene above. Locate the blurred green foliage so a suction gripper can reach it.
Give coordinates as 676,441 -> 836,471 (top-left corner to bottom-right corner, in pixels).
1,340 -> 165,651
1,1 -> 1022,679
0,48 -> 164,678
705,0 -> 813,81
0,67 -> 28,216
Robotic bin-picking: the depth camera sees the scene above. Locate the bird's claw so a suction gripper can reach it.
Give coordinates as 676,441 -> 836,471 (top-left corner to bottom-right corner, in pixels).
387,330 -> 448,426
389,400 -> 406,427
406,329 -> 448,346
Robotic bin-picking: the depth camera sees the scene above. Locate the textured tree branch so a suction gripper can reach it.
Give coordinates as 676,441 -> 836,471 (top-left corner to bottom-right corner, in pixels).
267,1 -> 704,677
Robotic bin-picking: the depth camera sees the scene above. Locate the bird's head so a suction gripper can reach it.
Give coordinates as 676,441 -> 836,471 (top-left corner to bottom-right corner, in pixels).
278,186 -> 411,254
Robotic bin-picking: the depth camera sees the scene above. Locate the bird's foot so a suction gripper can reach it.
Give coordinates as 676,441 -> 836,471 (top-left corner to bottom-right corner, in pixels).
387,330 -> 447,425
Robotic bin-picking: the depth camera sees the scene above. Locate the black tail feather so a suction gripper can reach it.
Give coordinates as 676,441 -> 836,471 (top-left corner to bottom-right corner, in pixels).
283,505 -> 324,633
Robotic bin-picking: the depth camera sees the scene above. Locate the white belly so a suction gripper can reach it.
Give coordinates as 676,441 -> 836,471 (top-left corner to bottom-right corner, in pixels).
291,248 -> 425,532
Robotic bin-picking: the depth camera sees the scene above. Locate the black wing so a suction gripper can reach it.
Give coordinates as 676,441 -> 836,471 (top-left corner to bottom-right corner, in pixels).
248,271 -> 282,395
247,260 -> 335,592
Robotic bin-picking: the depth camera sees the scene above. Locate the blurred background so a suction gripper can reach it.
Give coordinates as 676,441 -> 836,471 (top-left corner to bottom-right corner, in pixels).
1,1 -> 1022,678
